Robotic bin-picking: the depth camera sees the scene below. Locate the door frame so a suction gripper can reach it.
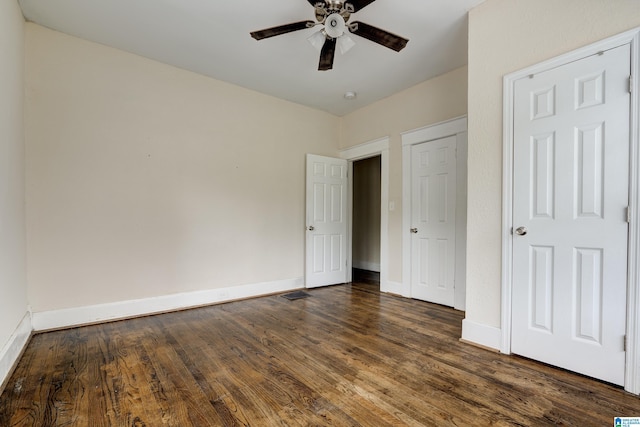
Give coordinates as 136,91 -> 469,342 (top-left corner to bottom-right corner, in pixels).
401,116 -> 468,310
501,27 -> 640,394
339,138 -> 390,292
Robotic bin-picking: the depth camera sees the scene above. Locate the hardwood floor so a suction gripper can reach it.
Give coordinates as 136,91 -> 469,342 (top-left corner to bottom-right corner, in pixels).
1,283 -> 639,426
352,269 -> 380,285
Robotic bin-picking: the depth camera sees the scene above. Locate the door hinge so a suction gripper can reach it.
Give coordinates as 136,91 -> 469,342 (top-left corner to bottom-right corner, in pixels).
624,335 -> 627,352
630,76 -> 633,94
627,206 -> 631,223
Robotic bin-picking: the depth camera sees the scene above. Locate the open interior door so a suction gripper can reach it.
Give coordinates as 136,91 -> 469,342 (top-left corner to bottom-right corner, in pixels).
305,154 -> 348,288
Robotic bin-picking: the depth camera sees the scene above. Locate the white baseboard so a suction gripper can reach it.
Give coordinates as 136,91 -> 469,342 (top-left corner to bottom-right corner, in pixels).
353,261 -> 381,272
461,318 -> 501,351
381,280 -> 410,297
32,277 -> 303,332
0,313 -> 32,391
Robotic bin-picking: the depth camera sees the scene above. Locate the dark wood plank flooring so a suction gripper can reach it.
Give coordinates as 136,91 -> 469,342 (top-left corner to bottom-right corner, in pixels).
1,283 -> 639,426
352,269 -> 380,285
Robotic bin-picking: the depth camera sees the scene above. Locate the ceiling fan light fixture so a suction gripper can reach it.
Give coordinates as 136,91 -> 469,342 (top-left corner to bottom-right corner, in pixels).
324,13 -> 346,38
307,30 -> 326,51
337,34 -> 355,54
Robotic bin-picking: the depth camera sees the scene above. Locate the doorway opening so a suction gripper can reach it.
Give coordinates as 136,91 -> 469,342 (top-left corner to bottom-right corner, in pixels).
339,137 -> 391,293
352,155 -> 381,286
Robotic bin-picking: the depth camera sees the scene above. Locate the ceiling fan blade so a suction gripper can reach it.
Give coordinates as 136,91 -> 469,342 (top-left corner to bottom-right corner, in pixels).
306,0 -> 324,6
349,21 -> 408,52
250,21 -> 315,40
318,38 -> 336,71
345,0 -> 377,12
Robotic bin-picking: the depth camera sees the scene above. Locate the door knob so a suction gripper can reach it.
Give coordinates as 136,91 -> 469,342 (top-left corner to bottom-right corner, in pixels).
410,228 -> 418,234
307,225 -> 315,231
515,226 -> 527,236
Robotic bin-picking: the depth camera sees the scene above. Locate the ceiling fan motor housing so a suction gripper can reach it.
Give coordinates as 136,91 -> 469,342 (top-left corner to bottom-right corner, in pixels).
324,0 -> 345,11
315,0 -> 352,23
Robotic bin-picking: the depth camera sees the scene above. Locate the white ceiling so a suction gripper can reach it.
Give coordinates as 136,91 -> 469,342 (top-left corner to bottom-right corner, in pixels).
18,0 -> 484,116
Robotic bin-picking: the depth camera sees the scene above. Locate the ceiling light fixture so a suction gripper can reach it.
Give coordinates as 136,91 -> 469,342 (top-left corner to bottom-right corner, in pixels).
307,12 -> 355,55
324,13 -> 345,38
344,91 -> 357,100
307,30 -> 326,51
337,34 -> 355,54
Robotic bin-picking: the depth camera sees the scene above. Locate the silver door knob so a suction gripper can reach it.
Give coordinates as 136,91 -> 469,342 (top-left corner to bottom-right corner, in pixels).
410,228 -> 418,234
515,226 -> 527,236
307,225 -> 314,231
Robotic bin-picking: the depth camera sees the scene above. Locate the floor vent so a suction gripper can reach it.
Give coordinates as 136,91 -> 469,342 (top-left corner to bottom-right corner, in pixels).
281,291 -> 311,301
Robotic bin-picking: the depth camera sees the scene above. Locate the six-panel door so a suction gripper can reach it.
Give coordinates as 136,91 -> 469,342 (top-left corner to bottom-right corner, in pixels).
511,44 -> 631,386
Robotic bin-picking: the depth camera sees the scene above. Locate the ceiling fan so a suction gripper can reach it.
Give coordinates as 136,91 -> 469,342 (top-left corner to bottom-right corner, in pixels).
250,0 -> 409,71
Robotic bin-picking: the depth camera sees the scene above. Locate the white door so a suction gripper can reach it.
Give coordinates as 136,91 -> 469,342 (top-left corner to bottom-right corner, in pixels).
512,44 -> 631,385
410,136 -> 457,306
305,154 -> 348,288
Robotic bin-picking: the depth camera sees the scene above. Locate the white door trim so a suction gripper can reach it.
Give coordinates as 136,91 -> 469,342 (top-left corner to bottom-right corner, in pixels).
502,27 -> 640,394
401,116 -> 468,309
339,137 -> 390,292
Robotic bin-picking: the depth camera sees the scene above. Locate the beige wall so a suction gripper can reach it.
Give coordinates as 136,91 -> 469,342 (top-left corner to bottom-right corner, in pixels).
466,0 -> 640,329
0,0 -> 27,355
353,156 -> 381,271
25,24 -> 340,312
340,66 -> 468,283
